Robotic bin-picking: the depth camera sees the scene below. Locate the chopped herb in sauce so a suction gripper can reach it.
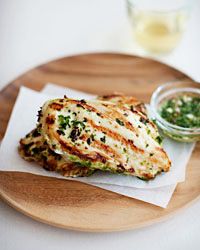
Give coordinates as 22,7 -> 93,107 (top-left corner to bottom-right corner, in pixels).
160,94 -> 200,128
116,118 -> 124,126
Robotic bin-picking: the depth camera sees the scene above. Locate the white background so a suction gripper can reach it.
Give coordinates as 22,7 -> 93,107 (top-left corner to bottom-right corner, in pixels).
0,0 -> 200,249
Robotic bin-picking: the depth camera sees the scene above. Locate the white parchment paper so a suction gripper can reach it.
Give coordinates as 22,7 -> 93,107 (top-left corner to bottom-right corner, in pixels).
0,85 -> 195,207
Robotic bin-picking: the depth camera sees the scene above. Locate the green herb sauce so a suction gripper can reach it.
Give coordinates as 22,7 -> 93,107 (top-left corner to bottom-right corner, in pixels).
160,94 -> 200,128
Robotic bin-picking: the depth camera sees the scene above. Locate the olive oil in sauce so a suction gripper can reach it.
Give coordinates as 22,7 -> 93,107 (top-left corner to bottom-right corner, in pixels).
159,94 -> 200,128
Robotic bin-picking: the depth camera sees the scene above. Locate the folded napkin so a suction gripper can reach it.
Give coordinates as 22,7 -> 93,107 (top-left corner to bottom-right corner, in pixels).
0,84 -> 195,207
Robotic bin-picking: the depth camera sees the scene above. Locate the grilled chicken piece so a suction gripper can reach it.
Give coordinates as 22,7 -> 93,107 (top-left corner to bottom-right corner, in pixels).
18,95 -> 148,178
39,97 -> 171,180
97,94 -> 147,115
19,127 -> 94,177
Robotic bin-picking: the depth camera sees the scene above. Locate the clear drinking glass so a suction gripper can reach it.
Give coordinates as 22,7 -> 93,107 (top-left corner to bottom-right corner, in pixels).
126,0 -> 192,54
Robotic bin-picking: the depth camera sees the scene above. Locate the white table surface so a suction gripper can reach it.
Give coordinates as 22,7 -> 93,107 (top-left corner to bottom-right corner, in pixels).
0,0 -> 200,249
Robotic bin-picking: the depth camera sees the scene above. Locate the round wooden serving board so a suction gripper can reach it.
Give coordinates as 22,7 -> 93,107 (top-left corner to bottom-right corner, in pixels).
0,53 -> 199,232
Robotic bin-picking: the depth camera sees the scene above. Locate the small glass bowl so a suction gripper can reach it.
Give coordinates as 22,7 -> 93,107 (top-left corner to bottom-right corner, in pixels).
150,81 -> 200,142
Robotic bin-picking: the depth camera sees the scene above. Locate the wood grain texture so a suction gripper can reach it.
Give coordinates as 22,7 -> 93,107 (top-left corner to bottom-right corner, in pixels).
0,53 -> 199,232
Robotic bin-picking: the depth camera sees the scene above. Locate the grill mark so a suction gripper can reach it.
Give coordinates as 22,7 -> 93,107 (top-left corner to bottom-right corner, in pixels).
104,105 -> 138,134
98,95 -> 146,113
155,147 -> 171,170
79,134 -> 122,161
43,99 -> 170,174
65,99 -> 147,143
56,136 -> 109,164
63,99 -> 99,113
87,119 -> 144,154
49,102 -> 63,111
131,108 -> 158,130
46,115 -> 55,125
98,94 -> 123,99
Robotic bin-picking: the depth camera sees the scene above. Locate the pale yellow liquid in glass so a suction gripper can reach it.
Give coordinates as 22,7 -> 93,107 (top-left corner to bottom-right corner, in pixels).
131,11 -> 187,53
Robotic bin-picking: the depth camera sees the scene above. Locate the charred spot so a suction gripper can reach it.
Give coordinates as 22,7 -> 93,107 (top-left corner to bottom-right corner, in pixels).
43,160 -> 56,171
69,128 -> 81,142
32,129 -> 41,137
80,99 -> 86,104
139,116 -> 149,125
100,136 -> 106,143
130,105 -> 135,112
116,164 -> 125,173
46,115 -> 55,125
101,94 -> 121,99
87,137 -> 91,145
37,108 -> 42,122
128,168 -> 135,173
22,142 -> 34,151
128,121 -> 132,126
76,101 -> 86,109
90,134 -> 95,141
128,139 -> 134,144
95,153 -> 107,164
64,95 -> 67,98
31,147 -> 40,154
56,129 -> 65,136
49,102 -> 63,111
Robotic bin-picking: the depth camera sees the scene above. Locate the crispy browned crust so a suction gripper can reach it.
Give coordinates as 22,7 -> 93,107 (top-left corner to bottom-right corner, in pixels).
18,127 -> 94,177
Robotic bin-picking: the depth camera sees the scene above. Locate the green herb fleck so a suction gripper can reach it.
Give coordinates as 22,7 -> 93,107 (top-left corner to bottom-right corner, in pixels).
155,136 -> 163,145
147,128 -> 151,134
58,115 -> 71,130
123,148 -> 127,153
72,120 -> 86,129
